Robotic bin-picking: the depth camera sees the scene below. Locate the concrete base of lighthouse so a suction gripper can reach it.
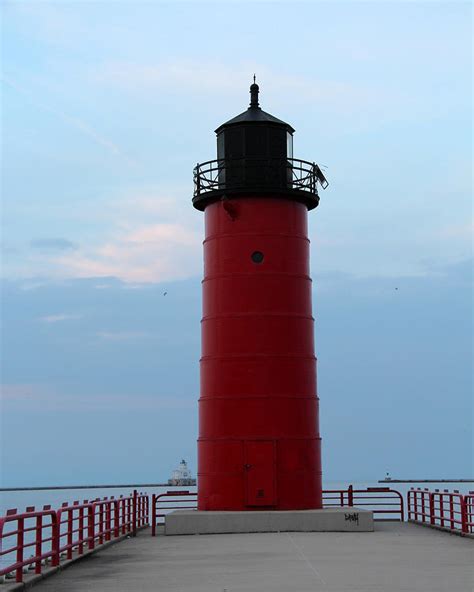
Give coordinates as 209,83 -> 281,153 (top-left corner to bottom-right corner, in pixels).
165,508 -> 373,535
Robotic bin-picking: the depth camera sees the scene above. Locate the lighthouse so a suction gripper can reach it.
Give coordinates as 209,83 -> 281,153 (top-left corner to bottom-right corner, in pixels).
193,80 -> 328,512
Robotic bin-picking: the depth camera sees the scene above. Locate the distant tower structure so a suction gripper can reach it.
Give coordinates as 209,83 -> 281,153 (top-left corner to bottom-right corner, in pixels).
168,459 -> 196,486
193,80 -> 328,511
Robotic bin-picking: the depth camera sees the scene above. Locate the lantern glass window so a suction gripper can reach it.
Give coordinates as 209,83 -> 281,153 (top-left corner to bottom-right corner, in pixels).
287,132 -> 293,159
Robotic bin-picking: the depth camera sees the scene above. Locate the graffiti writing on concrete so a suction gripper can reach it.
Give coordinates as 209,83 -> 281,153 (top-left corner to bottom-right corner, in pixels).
344,512 -> 359,525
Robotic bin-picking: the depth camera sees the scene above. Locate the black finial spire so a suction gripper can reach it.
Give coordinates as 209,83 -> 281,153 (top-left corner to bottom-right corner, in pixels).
249,76 -> 259,108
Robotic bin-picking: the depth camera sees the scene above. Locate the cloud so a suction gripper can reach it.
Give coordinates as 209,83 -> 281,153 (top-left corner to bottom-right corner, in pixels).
30,238 -> 78,251
54,221 -> 202,283
437,223 -> 474,240
3,186 -> 203,283
96,331 -> 151,341
1,75 -> 138,166
1,384 -> 38,401
38,313 -> 82,323
1,383 -> 193,412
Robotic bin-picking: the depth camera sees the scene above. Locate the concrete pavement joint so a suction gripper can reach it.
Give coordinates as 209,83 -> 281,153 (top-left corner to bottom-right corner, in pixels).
285,532 -> 329,591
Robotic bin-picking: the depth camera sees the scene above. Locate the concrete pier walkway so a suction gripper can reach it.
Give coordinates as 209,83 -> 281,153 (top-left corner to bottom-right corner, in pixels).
32,522 -> 472,592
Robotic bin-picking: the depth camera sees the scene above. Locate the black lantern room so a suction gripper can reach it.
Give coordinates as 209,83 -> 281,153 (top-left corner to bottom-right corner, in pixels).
193,79 -> 328,211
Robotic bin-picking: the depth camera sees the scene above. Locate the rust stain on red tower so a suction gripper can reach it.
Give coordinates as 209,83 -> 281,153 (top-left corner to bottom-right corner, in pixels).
193,80 -> 328,511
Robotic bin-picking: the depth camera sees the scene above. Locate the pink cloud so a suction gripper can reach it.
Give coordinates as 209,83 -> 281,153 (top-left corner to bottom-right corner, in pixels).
55,222 -> 201,283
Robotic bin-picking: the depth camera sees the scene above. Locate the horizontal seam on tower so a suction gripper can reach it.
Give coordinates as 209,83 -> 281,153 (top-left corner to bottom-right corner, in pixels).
202,272 -> 312,282
198,395 -> 318,400
200,354 -> 317,361
201,313 -> 314,321
197,436 -> 322,441
203,232 -> 310,244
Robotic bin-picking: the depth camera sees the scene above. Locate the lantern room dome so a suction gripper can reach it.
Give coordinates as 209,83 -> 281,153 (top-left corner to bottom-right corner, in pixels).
215,104 -> 295,133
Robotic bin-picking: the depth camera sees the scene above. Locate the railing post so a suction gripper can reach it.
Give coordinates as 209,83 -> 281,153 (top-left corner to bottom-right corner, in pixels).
34,512 -> 42,574
87,504 -> 95,550
440,493 -> 445,528
67,507 -> 73,559
449,495 -> 455,530
152,494 -> 156,536
78,506 -> 84,555
429,493 -> 435,526
348,484 -> 354,507
16,516 -> 24,583
51,511 -> 60,567
132,489 -> 138,537
105,502 -> 111,541
114,499 -> 120,538
461,496 -> 468,534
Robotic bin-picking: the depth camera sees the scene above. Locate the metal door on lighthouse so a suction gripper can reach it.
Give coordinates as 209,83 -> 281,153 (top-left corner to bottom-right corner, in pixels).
244,440 -> 276,507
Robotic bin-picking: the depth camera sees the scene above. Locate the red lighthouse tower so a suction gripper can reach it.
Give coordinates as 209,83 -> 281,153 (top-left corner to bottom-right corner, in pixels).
193,81 -> 328,512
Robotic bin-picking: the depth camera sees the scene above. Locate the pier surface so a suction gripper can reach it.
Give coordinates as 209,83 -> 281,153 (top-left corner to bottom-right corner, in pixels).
27,522 -> 472,592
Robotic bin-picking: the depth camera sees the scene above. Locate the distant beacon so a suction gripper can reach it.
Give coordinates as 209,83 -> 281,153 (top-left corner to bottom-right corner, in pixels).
193,80 -> 328,511
168,459 -> 196,486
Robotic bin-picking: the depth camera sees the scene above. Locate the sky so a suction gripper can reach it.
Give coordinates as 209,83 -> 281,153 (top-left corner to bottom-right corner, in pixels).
1,1 -> 472,486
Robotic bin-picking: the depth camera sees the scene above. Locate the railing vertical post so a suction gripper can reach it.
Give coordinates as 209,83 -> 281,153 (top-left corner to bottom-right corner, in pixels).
132,489 -> 138,537
78,506 -> 84,555
114,499 -> 120,538
429,493 -> 435,526
15,516 -> 24,583
123,498 -> 127,533
99,504 -> 104,545
88,505 -> 95,550
449,495 -> 455,530
35,513 -> 42,574
51,511 -> 60,567
67,508 -> 73,559
461,496 -> 468,534
440,493 -> 445,528
106,502 -> 111,541
152,494 -> 156,536
348,484 -> 354,507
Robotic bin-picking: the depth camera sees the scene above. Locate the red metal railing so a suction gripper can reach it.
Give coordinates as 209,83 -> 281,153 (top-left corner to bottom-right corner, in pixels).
323,486 -> 404,521
408,488 -> 470,535
57,500 -> 93,559
0,490 -> 149,583
151,490 -> 197,535
0,506 -> 59,584
407,488 -> 432,524
464,492 -> 474,534
151,486 -> 404,535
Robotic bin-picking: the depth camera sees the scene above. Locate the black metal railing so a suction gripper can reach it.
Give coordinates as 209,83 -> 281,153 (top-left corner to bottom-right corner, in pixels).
193,157 -> 328,200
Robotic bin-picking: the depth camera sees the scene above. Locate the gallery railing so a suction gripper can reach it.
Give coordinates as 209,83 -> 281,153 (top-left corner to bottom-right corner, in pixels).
193,157 -> 328,200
